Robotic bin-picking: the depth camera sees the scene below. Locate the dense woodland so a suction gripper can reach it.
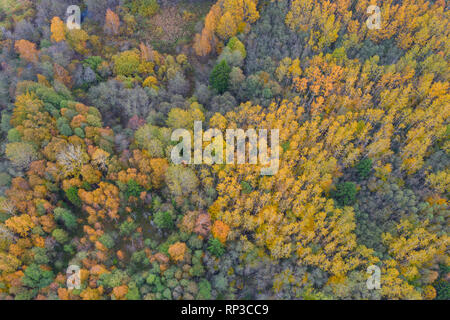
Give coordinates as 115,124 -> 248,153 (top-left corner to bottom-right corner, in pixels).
0,0 -> 448,300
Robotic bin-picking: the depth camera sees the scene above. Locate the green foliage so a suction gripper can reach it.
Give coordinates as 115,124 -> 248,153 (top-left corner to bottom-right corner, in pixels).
126,179 -> 144,198
99,233 -> 115,249
154,211 -> 174,230
0,172 -> 11,187
210,60 -> 231,94
227,37 -> 246,58
99,270 -> 127,289
74,127 -> 85,138
125,282 -> 141,300
112,50 -> 141,77
31,247 -> 49,265
63,244 -> 75,254
126,0 -> 160,17
21,264 -> 54,290
83,56 -> 103,71
331,182 -> 357,207
131,250 -> 150,268
240,181 -> 253,194
0,112 -> 12,133
65,186 -> 82,207
52,228 -> 69,243
162,288 -> 172,299
54,207 -> 77,230
434,280 -> 449,300
302,287 -> 331,300
197,279 -> 212,300
7,128 -> 21,142
146,274 -> 156,285
356,158 -> 373,180
119,220 -> 137,236
207,238 -> 225,257
434,264 -> 450,300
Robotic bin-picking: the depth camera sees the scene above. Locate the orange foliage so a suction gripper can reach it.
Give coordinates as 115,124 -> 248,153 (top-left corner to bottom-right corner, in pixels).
211,220 -> 230,243
105,9 -> 120,35
168,242 -> 187,263
14,39 -> 38,63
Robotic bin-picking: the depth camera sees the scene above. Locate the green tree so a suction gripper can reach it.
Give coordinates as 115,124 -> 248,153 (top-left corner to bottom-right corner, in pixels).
65,186 -> 81,207
207,238 -> 225,257
126,179 -> 143,198
7,128 -> 21,142
197,279 -> 212,299
99,233 -> 115,249
356,158 -> 373,180
22,264 -> 54,289
210,60 -> 231,94
154,211 -> 174,230
54,207 -> 77,230
331,182 -> 357,207
52,228 -> 69,243
227,37 -> 246,58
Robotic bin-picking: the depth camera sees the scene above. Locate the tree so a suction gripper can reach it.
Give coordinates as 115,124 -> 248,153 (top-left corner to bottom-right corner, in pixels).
168,72 -> 190,96
168,242 -> 187,262
65,186 -> 82,207
227,36 -> 246,58
22,264 -> 54,290
165,166 -> 200,201
50,16 -> 65,42
54,207 -> 77,230
5,214 -> 35,237
154,211 -> 174,230
356,158 -> 373,180
52,228 -> 69,243
99,233 -> 115,249
14,39 -> 39,63
104,9 -> 120,35
193,3 -> 221,56
197,279 -> 212,300
217,11 -> 238,39
5,142 -> 38,169
128,0 -> 160,17
211,220 -> 230,243
112,50 -> 141,77
207,238 -> 225,257
331,182 -> 357,207
56,144 -> 88,177
210,60 -> 231,94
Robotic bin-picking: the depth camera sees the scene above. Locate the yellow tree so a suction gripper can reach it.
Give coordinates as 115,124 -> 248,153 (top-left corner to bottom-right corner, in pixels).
50,16 -> 66,42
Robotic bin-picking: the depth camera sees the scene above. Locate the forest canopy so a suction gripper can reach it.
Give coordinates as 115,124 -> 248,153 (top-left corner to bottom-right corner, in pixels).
0,0 -> 448,300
